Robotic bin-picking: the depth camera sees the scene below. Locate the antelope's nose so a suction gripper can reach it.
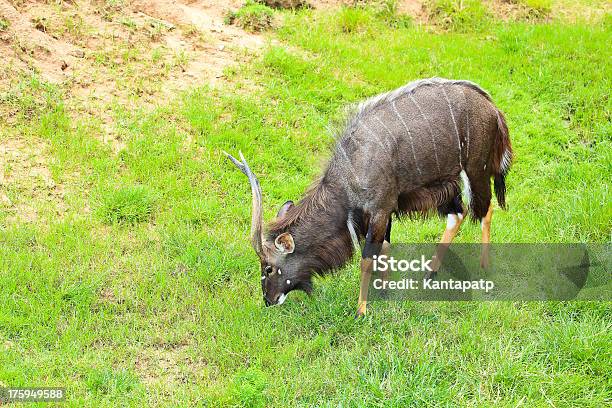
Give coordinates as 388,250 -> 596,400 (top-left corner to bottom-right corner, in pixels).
264,294 -> 281,307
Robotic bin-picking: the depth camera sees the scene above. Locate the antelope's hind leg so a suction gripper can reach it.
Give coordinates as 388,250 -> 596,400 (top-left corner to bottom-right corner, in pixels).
480,203 -> 493,269
464,170 -> 493,269
356,213 -> 390,318
430,195 -> 465,277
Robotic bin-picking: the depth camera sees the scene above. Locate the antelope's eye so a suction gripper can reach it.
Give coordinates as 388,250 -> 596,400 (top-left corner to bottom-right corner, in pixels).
264,265 -> 273,275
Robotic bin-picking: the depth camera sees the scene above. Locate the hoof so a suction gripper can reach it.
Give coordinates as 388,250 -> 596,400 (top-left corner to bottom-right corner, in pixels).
354,303 -> 367,319
480,257 -> 490,270
430,257 -> 441,273
424,271 -> 437,280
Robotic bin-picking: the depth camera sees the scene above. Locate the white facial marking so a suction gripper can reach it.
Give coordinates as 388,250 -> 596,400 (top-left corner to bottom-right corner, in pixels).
278,269 -> 282,275
458,213 -> 464,220
286,279 -> 291,285
261,276 -> 266,280
277,293 -> 287,305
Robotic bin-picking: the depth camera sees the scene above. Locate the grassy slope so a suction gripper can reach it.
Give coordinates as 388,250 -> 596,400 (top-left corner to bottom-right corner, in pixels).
1,3 -> 611,407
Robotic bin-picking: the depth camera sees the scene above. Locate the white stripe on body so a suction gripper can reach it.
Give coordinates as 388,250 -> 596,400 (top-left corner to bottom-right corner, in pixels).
409,94 -> 441,174
391,100 -> 423,176
441,85 -> 463,169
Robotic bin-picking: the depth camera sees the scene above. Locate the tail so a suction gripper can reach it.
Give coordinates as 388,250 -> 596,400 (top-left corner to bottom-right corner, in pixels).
492,109 -> 512,209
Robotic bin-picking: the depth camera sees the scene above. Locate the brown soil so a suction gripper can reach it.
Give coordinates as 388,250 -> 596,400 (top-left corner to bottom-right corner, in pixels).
134,343 -> 209,386
0,0 -> 81,83
0,137 -> 66,223
0,0 -> 264,91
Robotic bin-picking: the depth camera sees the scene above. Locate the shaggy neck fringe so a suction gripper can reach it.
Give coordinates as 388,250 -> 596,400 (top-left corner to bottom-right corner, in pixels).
267,175 -> 354,276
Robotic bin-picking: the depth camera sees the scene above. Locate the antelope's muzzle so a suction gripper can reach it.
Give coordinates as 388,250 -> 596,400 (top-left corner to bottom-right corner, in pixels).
264,293 -> 287,307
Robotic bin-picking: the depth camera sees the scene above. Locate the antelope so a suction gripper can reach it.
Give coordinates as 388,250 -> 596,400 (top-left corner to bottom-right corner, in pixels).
226,78 -> 512,316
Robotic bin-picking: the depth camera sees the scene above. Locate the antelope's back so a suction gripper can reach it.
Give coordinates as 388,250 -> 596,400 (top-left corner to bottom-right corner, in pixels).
334,78 -> 499,192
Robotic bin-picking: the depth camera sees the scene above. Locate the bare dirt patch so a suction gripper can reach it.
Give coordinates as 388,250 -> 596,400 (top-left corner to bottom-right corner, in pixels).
134,343 -> 210,386
0,137 -> 66,223
1,0 -> 263,90
0,0 -> 81,83
398,0 -> 424,15
131,0 -> 264,86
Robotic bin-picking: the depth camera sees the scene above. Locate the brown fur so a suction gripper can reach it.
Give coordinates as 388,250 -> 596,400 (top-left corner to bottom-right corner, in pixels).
397,179 -> 460,218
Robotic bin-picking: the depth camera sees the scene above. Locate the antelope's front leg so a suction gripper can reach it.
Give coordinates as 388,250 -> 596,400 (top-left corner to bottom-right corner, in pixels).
356,213 -> 390,318
379,217 -> 392,288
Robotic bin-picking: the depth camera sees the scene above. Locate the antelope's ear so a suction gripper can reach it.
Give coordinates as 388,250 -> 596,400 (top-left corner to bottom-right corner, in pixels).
274,232 -> 295,254
277,200 -> 294,218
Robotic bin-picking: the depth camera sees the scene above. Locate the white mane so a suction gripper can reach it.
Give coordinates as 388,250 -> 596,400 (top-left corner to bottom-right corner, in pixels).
344,77 -> 492,134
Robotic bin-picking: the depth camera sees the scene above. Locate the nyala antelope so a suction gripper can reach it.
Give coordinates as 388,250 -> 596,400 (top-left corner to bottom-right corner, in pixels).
226,78 -> 512,316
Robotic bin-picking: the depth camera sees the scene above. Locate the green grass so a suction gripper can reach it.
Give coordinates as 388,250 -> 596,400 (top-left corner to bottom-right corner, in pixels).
225,1 -> 275,32
95,185 -> 157,225
1,2 -> 611,406
0,18 -> 9,32
517,0 -> 553,12
425,0 -> 492,31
